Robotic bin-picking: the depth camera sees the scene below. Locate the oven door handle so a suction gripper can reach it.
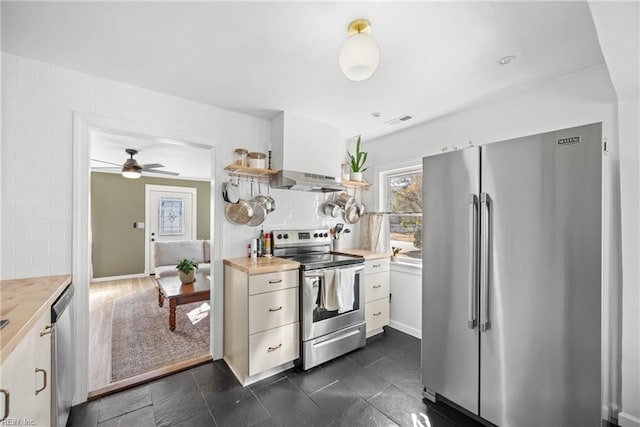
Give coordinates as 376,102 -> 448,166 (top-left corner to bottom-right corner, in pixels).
304,265 -> 364,278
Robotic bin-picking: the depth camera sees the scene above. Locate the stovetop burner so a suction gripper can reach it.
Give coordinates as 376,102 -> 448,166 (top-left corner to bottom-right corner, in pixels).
281,252 -> 363,270
271,228 -> 364,270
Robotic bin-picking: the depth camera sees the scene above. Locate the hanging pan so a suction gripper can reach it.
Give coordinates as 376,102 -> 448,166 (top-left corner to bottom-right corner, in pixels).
225,178 -> 253,225
247,178 -> 267,227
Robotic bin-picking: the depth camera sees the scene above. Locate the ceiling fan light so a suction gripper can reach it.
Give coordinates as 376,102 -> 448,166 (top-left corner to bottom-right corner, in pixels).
122,165 -> 142,179
339,21 -> 379,82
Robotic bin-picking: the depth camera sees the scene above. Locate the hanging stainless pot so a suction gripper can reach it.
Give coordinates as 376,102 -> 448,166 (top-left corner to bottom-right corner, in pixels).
222,177 -> 240,203
225,178 -> 253,225
253,181 -> 272,214
335,191 -> 354,211
265,183 -> 276,213
354,187 -> 366,216
247,179 -> 267,227
323,202 -> 340,217
344,204 -> 361,224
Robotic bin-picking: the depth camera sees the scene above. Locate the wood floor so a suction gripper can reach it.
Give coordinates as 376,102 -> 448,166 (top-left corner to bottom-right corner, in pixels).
88,276 -> 211,395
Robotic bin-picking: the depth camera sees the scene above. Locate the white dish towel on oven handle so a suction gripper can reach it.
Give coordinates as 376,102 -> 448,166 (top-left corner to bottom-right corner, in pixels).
321,269 -> 338,311
336,267 -> 356,314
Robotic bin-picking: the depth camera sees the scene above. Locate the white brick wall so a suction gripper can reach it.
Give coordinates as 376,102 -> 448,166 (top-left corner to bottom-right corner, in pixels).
1,52 -> 353,279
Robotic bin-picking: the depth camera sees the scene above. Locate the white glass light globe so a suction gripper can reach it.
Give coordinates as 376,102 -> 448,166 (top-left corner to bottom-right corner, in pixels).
339,32 -> 380,82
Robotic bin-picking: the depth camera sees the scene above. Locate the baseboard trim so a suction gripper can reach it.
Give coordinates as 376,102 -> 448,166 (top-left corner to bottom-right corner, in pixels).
91,273 -> 148,283
619,412 -> 640,427
389,320 -> 421,339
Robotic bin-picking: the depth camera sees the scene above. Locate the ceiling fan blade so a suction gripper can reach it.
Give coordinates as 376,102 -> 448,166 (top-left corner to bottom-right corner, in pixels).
91,158 -> 122,167
142,163 -> 164,170
145,169 -> 180,176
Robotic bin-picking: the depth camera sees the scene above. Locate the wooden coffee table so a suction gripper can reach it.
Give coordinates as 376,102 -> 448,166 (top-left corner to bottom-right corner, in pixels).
156,273 -> 211,331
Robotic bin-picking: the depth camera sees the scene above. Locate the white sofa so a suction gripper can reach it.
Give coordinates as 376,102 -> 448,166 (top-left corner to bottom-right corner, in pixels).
153,240 -> 211,278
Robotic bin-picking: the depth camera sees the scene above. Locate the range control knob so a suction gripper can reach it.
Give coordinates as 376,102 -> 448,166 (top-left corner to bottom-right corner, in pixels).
323,232 -> 329,238
277,234 -> 283,240
283,234 -> 289,239
313,233 -> 319,238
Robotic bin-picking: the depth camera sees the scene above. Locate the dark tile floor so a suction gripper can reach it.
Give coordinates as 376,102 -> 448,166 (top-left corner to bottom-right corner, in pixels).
69,327 -> 484,427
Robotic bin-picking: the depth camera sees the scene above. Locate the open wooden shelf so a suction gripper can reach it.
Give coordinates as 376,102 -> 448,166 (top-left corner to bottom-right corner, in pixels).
224,164 -> 280,177
341,179 -> 371,189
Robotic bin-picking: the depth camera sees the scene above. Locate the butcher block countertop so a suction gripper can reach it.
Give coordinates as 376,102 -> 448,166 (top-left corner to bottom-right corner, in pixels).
333,249 -> 391,260
224,257 -> 300,275
0,274 -> 72,364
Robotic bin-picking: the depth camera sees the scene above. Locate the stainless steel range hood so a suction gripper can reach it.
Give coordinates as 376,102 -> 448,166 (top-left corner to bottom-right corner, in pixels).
271,170 -> 345,192
270,112 -> 345,192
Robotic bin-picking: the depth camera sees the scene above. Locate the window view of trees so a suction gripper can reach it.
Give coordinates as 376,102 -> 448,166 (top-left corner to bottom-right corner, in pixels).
388,170 -> 422,260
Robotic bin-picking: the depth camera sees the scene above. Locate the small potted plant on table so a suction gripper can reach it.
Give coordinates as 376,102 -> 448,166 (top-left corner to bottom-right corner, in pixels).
391,247 -> 402,261
176,259 -> 199,284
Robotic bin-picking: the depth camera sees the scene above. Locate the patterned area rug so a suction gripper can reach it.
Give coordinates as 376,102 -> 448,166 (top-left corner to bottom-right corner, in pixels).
111,287 -> 210,381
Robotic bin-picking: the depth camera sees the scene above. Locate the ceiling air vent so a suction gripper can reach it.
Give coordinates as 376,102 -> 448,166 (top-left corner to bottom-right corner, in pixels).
385,114 -> 414,125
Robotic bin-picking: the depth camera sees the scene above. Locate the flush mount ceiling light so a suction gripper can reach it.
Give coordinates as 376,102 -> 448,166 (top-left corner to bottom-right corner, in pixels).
121,148 -> 142,179
339,19 -> 380,82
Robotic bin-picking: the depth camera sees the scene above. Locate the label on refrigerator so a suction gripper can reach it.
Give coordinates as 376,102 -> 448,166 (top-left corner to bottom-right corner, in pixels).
557,136 -> 581,145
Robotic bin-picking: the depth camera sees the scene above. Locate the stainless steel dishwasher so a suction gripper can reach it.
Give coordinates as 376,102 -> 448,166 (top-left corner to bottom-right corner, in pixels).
51,284 -> 74,427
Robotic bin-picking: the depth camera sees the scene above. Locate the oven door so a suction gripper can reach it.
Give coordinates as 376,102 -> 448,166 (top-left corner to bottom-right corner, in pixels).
302,264 -> 364,341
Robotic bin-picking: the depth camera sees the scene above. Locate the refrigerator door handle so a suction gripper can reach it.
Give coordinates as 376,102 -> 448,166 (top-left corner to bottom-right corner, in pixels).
468,194 -> 478,329
480,192 -> 491,332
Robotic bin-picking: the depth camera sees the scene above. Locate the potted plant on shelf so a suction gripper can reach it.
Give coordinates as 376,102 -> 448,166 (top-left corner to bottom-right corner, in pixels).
391,246 -> 402,261
176,259 -> 199,284
348,135 -> 368,182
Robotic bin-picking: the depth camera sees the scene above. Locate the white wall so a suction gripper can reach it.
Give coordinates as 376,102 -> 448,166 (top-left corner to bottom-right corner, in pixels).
363,63 -> 622,416
618,95 -> 640,427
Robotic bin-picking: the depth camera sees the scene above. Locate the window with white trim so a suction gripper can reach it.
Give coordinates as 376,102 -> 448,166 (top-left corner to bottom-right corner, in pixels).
381,166 -> 422,263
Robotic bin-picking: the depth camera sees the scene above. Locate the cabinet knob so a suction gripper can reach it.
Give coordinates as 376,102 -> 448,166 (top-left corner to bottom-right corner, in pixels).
35,369 -> 47,395
268,306 -> 283,312
40,325 -> 53,337
0,389 -> 9,421
373,312 -> 382,316
373,284 -> 382,289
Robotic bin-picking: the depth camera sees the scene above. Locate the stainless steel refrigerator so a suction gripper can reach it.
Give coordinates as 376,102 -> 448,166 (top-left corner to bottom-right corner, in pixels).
421,123 -> 602,426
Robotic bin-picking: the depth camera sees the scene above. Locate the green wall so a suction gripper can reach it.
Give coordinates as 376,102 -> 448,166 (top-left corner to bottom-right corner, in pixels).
91,172 -> 211,278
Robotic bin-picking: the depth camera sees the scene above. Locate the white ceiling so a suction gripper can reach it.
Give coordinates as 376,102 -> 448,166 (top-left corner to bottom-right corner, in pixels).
90,131 -> 212,181
2,1 -> 604,143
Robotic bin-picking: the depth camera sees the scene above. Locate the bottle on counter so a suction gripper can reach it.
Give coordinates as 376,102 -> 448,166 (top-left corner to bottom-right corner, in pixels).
247,243 -> 251,257
258,228 -> 265,257
251,239 -> 258,259
264,232 -> 272,256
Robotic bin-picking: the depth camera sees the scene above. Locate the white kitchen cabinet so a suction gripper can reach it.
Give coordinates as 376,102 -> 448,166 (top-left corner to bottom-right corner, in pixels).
0,311 -> 52,426
224,263 -> 300,386
364,258 -> 390,337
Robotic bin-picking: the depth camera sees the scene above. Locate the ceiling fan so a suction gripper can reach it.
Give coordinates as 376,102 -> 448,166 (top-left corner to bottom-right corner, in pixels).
92,148 -> 179,179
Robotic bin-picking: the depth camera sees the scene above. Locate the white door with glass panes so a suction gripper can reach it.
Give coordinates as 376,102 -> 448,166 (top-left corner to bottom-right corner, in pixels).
145,185 -> 197,275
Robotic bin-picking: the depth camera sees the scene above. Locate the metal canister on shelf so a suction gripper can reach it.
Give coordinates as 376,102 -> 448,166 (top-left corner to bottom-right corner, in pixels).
234,148 -> 248,166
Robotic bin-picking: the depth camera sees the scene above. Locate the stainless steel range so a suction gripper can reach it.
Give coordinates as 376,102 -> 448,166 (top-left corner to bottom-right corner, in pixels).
272,229 -> 366,370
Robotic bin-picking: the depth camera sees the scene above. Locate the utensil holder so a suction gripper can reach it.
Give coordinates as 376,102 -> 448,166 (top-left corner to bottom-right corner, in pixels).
332,239 -> 344,251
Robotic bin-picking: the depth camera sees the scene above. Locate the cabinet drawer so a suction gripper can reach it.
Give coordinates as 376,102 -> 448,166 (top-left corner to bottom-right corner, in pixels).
365,259 -> 390,275
249,287 -> 298,334
249,269 -> 298,295
366,298 -> 389,333
364,272 -> 389,303
249,322 -> 299,376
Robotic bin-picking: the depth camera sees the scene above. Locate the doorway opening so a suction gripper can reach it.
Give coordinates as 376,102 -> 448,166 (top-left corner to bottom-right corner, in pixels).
74,114 -> 218,399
